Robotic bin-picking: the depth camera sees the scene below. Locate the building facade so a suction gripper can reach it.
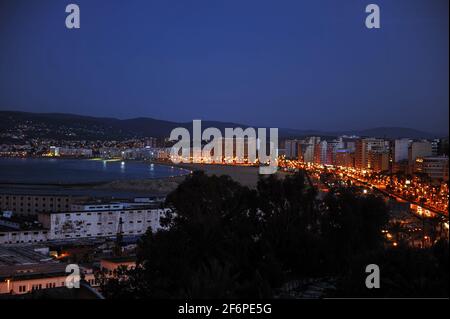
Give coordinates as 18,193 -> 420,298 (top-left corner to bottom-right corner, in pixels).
0,263 -> 96,295
355,138 -> 387,170
408,141 -> 433,174
0,193 -> 85,216
416,156 -> 449,181
37,203 -> 168,241
0,202 -> 169,244
394,138 -> 411,163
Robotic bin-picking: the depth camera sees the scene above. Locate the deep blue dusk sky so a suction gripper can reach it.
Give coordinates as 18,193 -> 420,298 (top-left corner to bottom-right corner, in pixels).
0,0 -> 448,133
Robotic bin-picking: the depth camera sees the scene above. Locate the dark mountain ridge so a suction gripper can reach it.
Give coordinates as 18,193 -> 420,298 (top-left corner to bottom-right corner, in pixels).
0,110 -> 444,141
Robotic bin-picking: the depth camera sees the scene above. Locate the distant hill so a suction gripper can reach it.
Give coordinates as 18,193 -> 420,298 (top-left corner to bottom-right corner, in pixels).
348,127 -> 443,139
0,110 -> 443,142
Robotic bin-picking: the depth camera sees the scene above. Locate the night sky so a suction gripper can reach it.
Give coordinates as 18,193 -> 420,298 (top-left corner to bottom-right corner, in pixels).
0,0 -> 448,133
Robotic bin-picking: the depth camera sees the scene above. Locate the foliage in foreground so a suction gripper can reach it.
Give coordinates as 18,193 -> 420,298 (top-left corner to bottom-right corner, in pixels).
98,171 -> 448,298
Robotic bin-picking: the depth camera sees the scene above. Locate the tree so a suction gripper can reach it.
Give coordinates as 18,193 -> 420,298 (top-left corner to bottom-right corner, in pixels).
334,242 -> 449,298
131,171 -> 272,298
320,187 -> 389,272
99,171 -> 445,299
256,172 -> 325,277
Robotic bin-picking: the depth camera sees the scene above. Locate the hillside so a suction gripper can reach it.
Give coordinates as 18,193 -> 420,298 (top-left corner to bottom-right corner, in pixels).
0,110 -> 442,142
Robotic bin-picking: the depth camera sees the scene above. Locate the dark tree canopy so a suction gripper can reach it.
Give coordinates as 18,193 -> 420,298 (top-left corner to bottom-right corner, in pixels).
99,170 -> 447,298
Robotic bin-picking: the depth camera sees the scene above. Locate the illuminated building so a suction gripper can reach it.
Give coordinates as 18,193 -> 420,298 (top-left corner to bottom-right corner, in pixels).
0,245 -> 97,296
0,263 -> 97,295
49,146 -> 93,157
355,138 -> 387,169
415,156 -> 449,181
335,149 -> 354,167
408,141 -> 432,173
326,139 -> 344,165
313,141 -> 327,164
296,143 -> 305,162
368,150 -> 389,172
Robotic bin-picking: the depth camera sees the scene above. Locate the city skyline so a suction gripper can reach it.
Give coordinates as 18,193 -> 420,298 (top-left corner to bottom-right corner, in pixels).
0,0 -> 448,133
0,0 -> 448,303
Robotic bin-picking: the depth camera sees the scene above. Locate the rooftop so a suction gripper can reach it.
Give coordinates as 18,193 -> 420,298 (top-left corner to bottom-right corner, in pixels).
0,262 -> 67,281
0,245 -> 53,267
40,202 -> 164,214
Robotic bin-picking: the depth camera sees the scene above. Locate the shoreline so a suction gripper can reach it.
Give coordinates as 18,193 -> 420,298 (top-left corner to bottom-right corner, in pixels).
167,162 -> 288,188
0,157 -> 191,196
0,156 -> 287,194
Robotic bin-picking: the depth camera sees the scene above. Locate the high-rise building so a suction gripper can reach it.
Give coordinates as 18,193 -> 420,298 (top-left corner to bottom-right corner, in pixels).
368,150 -> 390,172
313,140 -> 328,164
335,149 -> 354,167
408,141 -> 432,173
394,138 -> 411,163
431,139 -> 440,157
300,137 -> 320,163
297,142 -> 306,162
326,139 -> 343,165
285,140 -> 299,159
303,144 -> 315,163
355,138 -> 387,170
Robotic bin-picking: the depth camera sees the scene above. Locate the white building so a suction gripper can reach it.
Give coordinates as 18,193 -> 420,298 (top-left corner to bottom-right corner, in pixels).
0,203 -> 169,244
38,203 -> 169,241
394,138 -> 411,163
303,144 -> 314,163
0,229 -> 49,245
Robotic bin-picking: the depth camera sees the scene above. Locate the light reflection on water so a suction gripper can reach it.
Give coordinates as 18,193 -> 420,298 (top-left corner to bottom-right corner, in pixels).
0,158 -> 188,185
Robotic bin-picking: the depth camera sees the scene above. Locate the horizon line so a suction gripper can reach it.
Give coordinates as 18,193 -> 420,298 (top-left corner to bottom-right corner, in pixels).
0,108 -> 448,136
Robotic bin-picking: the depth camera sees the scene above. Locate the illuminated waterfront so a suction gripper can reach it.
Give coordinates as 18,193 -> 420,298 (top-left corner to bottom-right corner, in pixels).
277,158 -> 449,248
